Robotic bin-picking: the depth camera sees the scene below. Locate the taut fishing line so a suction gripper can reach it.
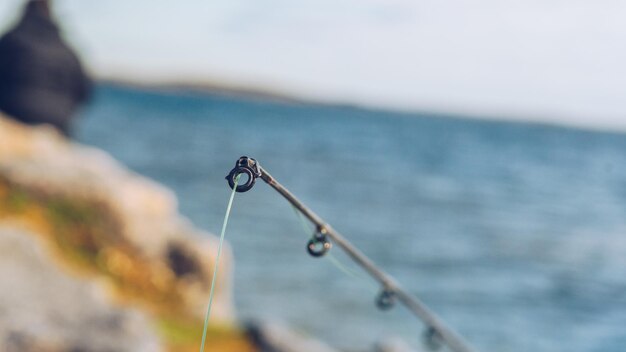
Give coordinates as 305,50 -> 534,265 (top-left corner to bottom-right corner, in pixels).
199,174 -> 240,352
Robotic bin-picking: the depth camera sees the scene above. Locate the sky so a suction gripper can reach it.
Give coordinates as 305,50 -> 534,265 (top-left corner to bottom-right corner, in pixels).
1,0 -> 625,130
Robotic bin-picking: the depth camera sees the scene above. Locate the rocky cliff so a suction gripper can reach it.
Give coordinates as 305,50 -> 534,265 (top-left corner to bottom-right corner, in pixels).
0,114 -> 255,351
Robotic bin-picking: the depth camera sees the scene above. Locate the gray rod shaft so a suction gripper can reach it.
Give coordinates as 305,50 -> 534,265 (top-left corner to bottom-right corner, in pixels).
258,166 -> 477,352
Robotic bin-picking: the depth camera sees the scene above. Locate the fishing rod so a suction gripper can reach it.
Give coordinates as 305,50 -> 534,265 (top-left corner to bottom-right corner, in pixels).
225,156 -> 478,352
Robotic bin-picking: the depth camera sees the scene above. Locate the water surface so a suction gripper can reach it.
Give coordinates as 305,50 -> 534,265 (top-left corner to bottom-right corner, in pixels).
78,84 -> 626,352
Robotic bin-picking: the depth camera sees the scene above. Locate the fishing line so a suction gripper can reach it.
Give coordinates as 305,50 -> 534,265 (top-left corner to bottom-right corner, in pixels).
199,174 -> 240,352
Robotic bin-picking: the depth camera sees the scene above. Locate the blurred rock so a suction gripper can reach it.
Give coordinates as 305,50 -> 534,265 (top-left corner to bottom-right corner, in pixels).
0,114 -> 254,351
0,226 -> 159,352
246,321 -> 339,352
374,337 -> 420,352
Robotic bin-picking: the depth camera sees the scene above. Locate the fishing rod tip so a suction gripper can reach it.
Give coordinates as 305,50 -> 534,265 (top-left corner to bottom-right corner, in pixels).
226,156 -> 262,192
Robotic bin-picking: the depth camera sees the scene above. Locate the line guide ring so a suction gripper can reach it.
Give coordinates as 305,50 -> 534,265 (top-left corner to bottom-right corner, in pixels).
225,156 -> 262,192
307,226 -> 332,257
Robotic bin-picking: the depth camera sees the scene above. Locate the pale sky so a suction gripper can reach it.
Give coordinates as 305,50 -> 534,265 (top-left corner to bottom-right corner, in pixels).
1,0 -> 625,130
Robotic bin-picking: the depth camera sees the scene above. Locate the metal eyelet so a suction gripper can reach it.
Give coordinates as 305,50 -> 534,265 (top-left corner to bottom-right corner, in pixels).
225,156 -> 261,192
376,289 -> 395,310
306,226 -> 331,257
422,326 -> 443,351
307,238 -> 331,257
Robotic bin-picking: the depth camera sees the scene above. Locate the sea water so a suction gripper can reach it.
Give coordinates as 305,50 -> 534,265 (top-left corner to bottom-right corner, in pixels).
78,83 -> 626,352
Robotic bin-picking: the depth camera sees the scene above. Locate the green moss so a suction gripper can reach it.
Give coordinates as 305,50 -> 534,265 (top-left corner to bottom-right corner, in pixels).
5,188 -> 29,212
155,317 -> 227,345
155,317 -> 240,345
46,199 -> 99,229
155,317 -> 202,344
45,199 -> 103,268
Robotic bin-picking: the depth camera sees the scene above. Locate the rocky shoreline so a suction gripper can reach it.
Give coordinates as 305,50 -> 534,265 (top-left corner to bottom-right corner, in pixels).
0,114 -> 250,351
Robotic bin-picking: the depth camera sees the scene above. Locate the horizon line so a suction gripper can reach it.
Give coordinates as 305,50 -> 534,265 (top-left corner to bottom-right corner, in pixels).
96,75 -> 626,136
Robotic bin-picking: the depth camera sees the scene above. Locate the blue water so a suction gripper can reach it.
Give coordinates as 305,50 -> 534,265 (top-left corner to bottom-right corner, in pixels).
77,84 -> 626,352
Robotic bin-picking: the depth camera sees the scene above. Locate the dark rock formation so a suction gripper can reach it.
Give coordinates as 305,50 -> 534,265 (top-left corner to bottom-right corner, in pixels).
0,0 -> 91,136
245,321 -> 339,352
